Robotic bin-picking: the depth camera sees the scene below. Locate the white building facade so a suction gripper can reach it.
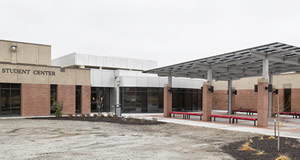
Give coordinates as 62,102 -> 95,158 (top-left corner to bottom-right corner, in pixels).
52,53 -> 204,113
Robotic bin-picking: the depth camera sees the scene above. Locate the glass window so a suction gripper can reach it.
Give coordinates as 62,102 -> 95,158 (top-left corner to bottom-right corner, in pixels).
123,88 -> 137,113
10,89 -> 21,115
121,87 -> 163,113
76,86 -> 81,114
0,83 -> 21,116
136,88 -> 147,113
1,89 -> 10,115
148,88 -> 159,113
50,85 -> 57,114
172,88 -> 201,112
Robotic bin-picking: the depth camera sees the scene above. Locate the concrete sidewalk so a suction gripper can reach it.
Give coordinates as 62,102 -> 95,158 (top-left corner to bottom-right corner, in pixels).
124,113 -> 300,139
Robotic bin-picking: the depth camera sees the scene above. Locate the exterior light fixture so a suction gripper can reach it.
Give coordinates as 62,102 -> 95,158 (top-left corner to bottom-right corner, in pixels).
10,45 -> 17,52
208,86 -> 214,93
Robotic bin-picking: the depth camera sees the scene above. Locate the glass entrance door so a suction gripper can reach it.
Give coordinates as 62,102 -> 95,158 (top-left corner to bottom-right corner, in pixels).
91,87 -> 110,112
0,83 -> 21,116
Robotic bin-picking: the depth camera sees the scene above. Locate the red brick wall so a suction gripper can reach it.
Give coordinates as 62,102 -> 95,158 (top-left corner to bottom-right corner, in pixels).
213,90 -> 228,110
21,84 -> 50,116
291,89 -> 300,112
57,85 -> 75,115
213,89 -> 258,110
272,89 -> 284,113
81,85 -> 91,114
235,90 -> 257,110
213,88 -> 297,113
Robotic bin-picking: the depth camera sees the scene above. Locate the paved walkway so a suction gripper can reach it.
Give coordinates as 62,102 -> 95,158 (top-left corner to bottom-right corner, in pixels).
123,112 -> 300,139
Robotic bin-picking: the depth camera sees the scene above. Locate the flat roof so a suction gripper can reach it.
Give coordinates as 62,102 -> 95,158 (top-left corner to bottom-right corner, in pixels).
144,42 -> 300,81
0,39 -> 51,47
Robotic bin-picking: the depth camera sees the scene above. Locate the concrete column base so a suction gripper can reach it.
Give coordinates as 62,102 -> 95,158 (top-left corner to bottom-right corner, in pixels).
163,85 -> 172,117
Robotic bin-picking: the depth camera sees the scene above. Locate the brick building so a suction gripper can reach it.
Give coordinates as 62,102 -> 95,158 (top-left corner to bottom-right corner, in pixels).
0,40 -> 91,116
0,40 -> 204,116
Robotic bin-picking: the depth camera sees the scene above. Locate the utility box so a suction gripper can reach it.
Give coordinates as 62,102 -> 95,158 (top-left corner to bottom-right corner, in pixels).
115,104 -> 122,117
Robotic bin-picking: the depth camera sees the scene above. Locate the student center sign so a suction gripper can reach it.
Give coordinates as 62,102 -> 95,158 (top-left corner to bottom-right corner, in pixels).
2,68 -> 56,76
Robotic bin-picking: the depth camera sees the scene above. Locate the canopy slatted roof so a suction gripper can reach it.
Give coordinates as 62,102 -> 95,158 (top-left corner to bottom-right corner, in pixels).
144,42 -> 300,81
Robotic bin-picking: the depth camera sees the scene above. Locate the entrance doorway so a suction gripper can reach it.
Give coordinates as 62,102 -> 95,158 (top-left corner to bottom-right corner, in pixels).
0,83 -> 21,116
91,87 -> 110,112
284,88 -> 291,112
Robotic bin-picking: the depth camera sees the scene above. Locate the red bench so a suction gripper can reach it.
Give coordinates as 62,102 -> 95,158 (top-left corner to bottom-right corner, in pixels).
169,112 -> 203,120
295,113 -> 300,118
279,112 -> 298,118
210,115 -> 232,123
232,116 -> 257,126
169,111 -> 187,118
248,110 -> 257,115
232,109 -> 257,115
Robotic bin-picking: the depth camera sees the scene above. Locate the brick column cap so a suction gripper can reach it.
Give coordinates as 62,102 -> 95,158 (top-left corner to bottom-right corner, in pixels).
203,82 -> 212,86
258,78 -> 269,83
164,84 -> 172,87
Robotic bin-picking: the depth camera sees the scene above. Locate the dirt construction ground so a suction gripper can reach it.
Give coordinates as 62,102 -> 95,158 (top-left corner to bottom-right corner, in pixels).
0,119 -> 258,160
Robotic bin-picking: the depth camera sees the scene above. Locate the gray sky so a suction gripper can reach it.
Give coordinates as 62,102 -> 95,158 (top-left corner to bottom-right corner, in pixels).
1,0 -> 300,67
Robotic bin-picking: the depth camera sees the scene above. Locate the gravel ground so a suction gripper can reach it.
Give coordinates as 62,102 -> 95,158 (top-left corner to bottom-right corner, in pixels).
0,119 -> 257,160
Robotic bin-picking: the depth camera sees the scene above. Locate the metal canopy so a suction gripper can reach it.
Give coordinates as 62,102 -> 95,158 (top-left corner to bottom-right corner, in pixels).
144,42 -> 300,81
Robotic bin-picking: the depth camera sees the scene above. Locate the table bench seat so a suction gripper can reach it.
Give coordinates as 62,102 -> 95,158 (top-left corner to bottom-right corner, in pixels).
232,116 -> 257,126
210,114 -> 232,123
232,109 -> 257,115
169,112 -> 203,120
279,112 -> 300,118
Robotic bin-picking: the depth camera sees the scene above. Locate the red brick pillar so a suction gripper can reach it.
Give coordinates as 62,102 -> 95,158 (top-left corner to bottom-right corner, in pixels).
21,84 -> 50,116
81,86 -> 91,114
202,83 -> 213,121
257,79 -> 269,127
164,85 -> 172,117
57,85 -> 76,115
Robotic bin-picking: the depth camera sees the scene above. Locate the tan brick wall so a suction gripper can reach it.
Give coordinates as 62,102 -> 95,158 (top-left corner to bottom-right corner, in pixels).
21,84 -> 50,116
0,63 -> 90,86
81,85 -> 91,114
0,40 -> 51,66
57,85 -> 75,115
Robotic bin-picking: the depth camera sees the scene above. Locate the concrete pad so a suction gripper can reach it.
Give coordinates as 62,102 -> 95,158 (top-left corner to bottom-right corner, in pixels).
124,112 -> 300,139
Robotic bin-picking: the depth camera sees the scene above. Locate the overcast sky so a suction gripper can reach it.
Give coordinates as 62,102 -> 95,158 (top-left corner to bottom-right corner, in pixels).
1,0 -> 300,67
